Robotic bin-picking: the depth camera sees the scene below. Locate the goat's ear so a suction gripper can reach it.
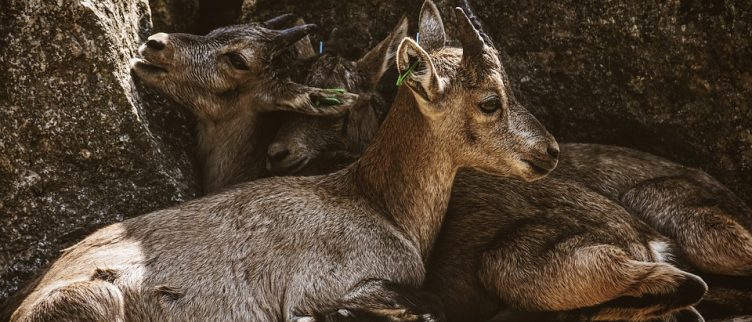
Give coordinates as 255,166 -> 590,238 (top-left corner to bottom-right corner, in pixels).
418,0 -> 446,52
272,83 -> 358,116
356,16 -> 409,89
396,38 -> 443,107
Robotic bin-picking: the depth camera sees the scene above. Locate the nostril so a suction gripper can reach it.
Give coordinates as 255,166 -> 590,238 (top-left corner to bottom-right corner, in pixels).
145,39 -> 166,51
268,146 -> 290,162
547,145 -> 560,159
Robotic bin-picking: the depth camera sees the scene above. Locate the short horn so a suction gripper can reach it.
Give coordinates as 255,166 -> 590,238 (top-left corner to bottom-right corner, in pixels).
454,7 -> 485,58
263,13 -> 296,29
274,24 -> 318,49
458,0 -> 495,48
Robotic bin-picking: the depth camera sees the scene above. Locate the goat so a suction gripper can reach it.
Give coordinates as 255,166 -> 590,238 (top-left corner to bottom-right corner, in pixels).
265,17 -> 407,176
265,2 -> 752,321
131,17 -> 359,194
269,6 -> 752,285
457,0 -> 752,280
8,3 -> 560,321
426,170 -> 707,321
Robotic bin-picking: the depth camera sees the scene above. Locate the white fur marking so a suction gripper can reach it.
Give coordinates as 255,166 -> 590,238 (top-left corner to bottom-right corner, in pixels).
649,240 -> 673,263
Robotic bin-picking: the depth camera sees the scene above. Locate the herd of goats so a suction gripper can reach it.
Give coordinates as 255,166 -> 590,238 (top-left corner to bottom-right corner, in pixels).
2,1 -> 752,321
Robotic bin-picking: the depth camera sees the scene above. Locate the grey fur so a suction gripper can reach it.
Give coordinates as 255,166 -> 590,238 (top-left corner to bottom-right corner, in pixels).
10,2 -> 556,321
426,170 -> 708,321
265,4 -> 752,322
131,22 -> 359,194
553,143 -> 752,276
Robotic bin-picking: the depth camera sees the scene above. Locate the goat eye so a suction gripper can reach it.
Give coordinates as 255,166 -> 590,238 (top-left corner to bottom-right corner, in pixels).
227,53 -> 249,70
478,96 -> 502,115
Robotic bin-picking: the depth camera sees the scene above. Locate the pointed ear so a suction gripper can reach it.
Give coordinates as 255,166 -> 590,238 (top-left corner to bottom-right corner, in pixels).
355,16 -> 409,89
272,84 -> 358,116
418,0 -> 446,52
397,37 -> 443,105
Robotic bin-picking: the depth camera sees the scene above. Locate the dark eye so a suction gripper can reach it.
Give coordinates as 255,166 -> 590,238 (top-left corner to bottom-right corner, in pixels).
478,96 -> 502,114
227,53 -> 249,70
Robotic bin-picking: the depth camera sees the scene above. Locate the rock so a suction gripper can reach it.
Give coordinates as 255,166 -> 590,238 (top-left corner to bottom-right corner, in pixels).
0,0 -> 200,302
240,0 -> 419,60
199,0 -> 245,33
243,0 -> 752,204
149,0 -> 200,33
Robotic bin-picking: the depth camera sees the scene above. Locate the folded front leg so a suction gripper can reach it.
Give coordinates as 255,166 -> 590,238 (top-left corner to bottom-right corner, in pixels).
313,279 -> 446,322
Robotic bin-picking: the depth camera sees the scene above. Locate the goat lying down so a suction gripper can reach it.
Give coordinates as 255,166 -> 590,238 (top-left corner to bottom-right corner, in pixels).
265,2 -> 752,321
4,2 -> 750,322
6,4 -> 568,322
132,16 -> 360,194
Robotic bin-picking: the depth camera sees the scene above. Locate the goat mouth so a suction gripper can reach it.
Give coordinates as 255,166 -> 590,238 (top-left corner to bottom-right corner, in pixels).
130,58 -> 168,75
266,157 -> 310,175
521,158 -> 557,176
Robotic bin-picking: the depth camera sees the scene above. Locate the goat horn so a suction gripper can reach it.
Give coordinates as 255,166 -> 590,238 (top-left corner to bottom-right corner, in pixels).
263,13 -> 296,29
454,7 -> 485,58
458,0 -> 495,49
274,24 -> 318,48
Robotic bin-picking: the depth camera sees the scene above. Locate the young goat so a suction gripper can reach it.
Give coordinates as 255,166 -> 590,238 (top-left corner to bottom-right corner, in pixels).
8,4 -> 560,321
266,3 -> 709,321
269,5 -> 752,285
427,170 -> 707,322
266,18 -> 408,176
131,17 -> 358,194
458,0 -> 752,281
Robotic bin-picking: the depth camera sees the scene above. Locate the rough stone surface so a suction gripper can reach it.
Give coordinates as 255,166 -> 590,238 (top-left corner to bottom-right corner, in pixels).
149,0 -> 200,32
243,0 -> 752,204
0,0 -> 200,302
241,0 -> 419,60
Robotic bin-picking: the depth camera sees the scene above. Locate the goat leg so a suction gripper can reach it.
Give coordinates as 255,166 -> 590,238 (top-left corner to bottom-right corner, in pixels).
314,279 -> 446,322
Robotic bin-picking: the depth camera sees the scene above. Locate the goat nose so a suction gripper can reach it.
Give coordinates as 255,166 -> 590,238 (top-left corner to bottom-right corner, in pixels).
547,144 -> 560,159
268,144 -> 290,162
145,33 -> 169,51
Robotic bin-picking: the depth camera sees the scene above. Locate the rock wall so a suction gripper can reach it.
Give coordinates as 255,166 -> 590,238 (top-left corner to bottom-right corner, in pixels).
0,0 -> 200,301
150,0 -> 200,32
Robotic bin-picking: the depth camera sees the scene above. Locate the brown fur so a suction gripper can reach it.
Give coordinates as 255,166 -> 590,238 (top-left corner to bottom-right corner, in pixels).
267,17 -> 408,176
426,170 -> 707,321
264,3 -> 730,322
131,21 -> 359,194
554,143 -> 752,276
9,3 -> 557,321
